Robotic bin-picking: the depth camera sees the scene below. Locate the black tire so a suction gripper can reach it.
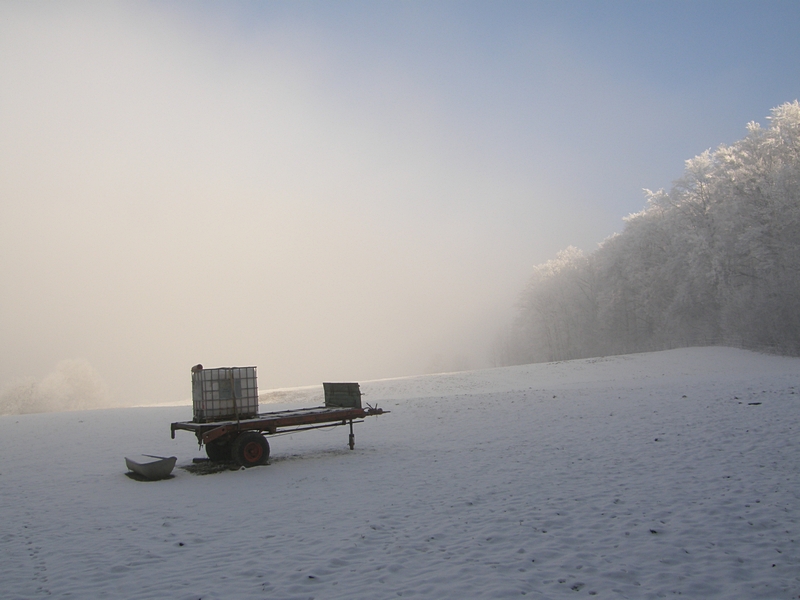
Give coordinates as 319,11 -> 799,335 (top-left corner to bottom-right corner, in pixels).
205,438 -> 233,462
232,432 -> 270,467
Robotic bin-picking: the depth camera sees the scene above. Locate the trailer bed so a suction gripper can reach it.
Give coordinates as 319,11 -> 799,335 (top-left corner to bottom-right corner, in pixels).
171,405 -> 384,444
170,404 -> 386,466
171,378 -> 386,467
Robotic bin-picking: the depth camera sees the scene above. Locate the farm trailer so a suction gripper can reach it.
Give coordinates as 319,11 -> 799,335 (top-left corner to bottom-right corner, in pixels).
170,366 -> 386,468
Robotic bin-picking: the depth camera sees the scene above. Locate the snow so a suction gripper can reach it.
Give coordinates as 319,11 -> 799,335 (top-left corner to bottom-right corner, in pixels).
1,347 -> 799,599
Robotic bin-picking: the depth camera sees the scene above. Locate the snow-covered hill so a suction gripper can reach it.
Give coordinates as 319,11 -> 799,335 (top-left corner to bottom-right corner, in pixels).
1,347 -> 798,599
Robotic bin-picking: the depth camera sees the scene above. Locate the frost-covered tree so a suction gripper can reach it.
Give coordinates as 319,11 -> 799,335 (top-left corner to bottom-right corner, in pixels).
504,101 -> 800,363
514,246 -> 599,362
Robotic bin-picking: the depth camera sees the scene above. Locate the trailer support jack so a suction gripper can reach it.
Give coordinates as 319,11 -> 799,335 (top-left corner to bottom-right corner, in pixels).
348,419 -> 355,450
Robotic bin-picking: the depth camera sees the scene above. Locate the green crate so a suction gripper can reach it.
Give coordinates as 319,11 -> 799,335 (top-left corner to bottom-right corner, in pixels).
323,382 -> 362,409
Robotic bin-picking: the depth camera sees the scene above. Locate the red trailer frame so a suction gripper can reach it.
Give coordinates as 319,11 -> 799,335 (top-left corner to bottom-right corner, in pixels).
170,405 -> 386,467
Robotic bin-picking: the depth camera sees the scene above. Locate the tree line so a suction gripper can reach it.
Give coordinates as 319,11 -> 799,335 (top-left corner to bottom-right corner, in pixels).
496,101 -> 800,365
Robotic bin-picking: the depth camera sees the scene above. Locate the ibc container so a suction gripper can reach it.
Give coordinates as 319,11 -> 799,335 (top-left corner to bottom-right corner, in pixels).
191,366 -> 258,423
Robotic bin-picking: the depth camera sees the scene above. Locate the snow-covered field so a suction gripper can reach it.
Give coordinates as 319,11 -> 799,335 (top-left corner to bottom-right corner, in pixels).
1,347 -> 799,599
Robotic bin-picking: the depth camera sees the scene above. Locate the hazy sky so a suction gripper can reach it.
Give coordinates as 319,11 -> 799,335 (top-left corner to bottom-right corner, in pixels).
2,1 -> 799,407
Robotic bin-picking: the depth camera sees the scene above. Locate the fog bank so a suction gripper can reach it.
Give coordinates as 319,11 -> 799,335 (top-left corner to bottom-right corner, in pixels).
2,3 -> 799,409
0,359 -> 112,416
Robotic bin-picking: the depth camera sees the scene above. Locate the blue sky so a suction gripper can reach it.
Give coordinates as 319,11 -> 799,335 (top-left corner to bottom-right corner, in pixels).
173,0 -> 800,224
1,1 -> 799,405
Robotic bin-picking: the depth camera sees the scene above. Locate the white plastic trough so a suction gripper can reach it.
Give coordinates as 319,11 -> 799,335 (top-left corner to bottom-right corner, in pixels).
124,455 -> 177,480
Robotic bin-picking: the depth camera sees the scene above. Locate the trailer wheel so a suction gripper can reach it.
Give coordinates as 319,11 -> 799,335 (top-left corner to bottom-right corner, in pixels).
232,432 -> 270,467
205,438 -> 232,462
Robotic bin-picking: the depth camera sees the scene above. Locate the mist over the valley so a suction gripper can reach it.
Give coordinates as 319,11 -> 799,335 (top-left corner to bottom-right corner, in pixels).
0,359 -> 112,415
2,3 -> 799,414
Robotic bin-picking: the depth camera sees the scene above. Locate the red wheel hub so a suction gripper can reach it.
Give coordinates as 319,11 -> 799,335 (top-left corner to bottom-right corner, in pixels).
243,441 -> 263,462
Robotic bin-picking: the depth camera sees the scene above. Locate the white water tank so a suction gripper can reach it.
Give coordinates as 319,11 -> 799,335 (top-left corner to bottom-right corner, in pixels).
191,365 -> 259,423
